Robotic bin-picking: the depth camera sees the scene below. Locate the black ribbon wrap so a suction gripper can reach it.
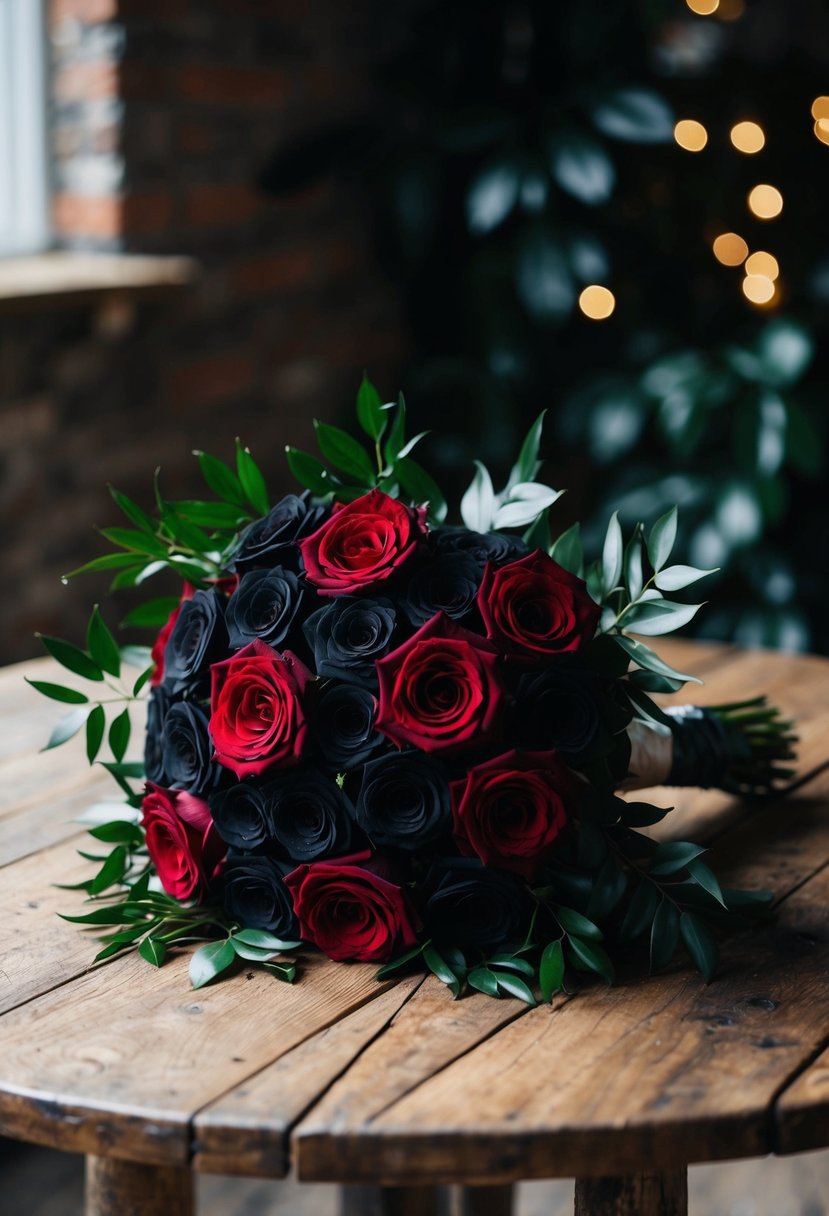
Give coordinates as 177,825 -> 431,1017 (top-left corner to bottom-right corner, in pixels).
664,705 -> 736,789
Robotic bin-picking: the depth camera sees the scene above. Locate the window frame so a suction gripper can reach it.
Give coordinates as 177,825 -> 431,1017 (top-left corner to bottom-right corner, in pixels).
0,0 -> 50,257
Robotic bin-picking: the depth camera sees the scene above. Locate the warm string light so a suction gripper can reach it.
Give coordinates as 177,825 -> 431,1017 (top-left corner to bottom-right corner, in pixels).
578,285 -> 615,320
712,232 -> 748,266
685,0 -> 719,13
811,97 -> 829,120
674,119 -> 708,151
730,121 -> 765,154
745,251 -> 779,281
747,184 -> 783,219
814,119 -> 829,146
742,275 -> 776,305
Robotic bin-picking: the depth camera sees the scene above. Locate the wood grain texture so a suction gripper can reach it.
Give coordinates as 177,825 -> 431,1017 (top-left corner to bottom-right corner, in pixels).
774,1045 -> 829,1156
85,1154 -> 194,1216
574,1170 -> 687,1215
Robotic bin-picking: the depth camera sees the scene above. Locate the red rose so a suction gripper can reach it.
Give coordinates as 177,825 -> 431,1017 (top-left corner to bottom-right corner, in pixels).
150,582 -> 195,686
375,612 -> 503,753
284,851 -> 417,963
299,488 -> 427,595
451,750 -> 577,879
141,784 -> 226,901
477,550 -> 600,662
209,639 -> 311,778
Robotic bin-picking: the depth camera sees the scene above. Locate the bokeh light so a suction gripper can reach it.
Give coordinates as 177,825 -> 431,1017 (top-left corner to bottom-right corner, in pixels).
730,121 -> 765,153
674,119 -> 708,151
742,274 -> 776,305
578,285 -> 615,320
811,96 -> 829,120
745,251 -> 779,280
712,232 -> 748,266
815,119 -> 829,146
747,184 -> 783,219
716,0 -> 745,18
686,0 -> 719,13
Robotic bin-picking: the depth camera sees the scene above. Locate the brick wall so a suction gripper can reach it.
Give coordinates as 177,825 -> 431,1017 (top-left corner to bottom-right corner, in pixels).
2,0 -> 411,663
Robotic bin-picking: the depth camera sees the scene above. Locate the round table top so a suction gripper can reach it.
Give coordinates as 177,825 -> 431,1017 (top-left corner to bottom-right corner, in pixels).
1,639 -> 828,1187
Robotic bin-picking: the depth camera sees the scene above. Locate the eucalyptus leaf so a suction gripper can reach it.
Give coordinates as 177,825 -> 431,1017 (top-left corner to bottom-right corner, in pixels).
466,161 -> 519,233
539,939 -> 565,1003
557,906 -> 603,941
566,936 -> 614,984
592,88 -> 674,143
654,565 -> 717,592
233,929 -> 302,951
613,635 -> 702,685
189,939 -> 237,989
680,911 -> 719,982
460,460 -> 496,532
467,965 -> 501,998
550,130 -> 616,205
138,937 -> 167,967
602,511 -> 623,595
493,971 -> 536,1005
647,507 -> 678,573
622,599 -> 704,637
686,858 -> 727,908
509,410 -> 546,487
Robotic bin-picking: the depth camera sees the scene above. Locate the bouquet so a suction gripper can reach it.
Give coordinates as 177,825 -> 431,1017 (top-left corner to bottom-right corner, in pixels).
32,379 -> 796,1003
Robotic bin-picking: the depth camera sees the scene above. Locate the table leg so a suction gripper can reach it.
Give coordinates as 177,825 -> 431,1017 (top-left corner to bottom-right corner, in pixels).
341,1185 -> 513,1215
574,1170 -> 687,1216
85,1155 -> 194,1216
450,1184 -> 514,1215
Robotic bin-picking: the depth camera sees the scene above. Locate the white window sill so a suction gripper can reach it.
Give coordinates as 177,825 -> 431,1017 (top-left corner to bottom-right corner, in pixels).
0,252 -> 197,312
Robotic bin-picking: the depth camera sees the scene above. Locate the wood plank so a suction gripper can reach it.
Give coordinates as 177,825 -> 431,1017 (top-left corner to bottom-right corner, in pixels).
195,975 -> 528,1178
574,1171 -> 687,1216
293,771 -> 829,1185
774,1046 -> 829,1157
84,1155 -> 194,1216
0,946 -> 409,1168
0,774 -> 113,868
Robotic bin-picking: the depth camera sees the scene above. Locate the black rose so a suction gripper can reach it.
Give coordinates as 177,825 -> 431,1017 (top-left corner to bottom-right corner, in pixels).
209,782 -> 272,851
514,659 -> 605,759
222,854 -> 299,936
162,701 -> 221,797
144,684 -> 172,786
401,552 -> 482,627
356,751 -> 451,851
422,858 -> 529,951
311,682 -> 385,771
163,589 -> 229,694
431,526 -> 529,568
263,768 -> 355,862
303,597 -> 397,688
225,567 -> 306,651
229,492 -> 329,573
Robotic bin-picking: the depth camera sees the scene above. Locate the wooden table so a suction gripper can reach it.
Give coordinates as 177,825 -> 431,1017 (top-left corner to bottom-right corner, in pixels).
1,640 -> 829,1216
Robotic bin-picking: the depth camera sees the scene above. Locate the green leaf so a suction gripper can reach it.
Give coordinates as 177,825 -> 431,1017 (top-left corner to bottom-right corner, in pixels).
625,683 -> 672,728
189,939 -> 237,989
108,708 -> 131,763
88,845 -> 127,895
539,939 -> 565,1003
622,599 -> 704,637
37,634 -> 104,682
523,508 -> 550,551
235,439 -> 270,516
493,971 -> 536,1006
120,645 -> 153,670
654,565 -> 717,592
195,451 -> 245,505
509,410 -> 547,486
647,507 -> 678,573
285,446 -> 339,495
231,940 -> 282,962
613,635 -> 702,685
63,552 -> 145,579
650,841 -> 707,877
262,961 -> 297,983
87,606 -> 121,677
395,457 -> 448,523
460,460 -> 495,532
486,954 -> 534,977
592,87 -> 673,143
624,527 -> 644,601
99,527 -> 169,558
356,374 -> 386,442
314,420 -> 375,484
557,907 -> 603,941
621,802 -> 672,828
376,942 -> 427,979
423,944 -> 461,998
550,522 -> 584,577
550,130 -> 615,205
59,904 -> 141,925
88,820 -> 143,846
619,879 -> 661,942
109,486 -> 156,534
232,928 -> 302,951
650,898 -> 680,972
602,511 -> 623,595
686,858 -> 727,908
493,484 -> 563,530
466,161 -> 519,234
94,941 -> 133,962
139,937 -> 167,967
587,855 -> 628,921
25,679 -> 89,705
680,912 -> 719,982
133,667 -> 153,696
174,500 -> 251,530
86,704 -> 106,764
120,597 -> 181,630
566,936 -> 614,984
383,394 -> 407,465
467,965 -> 501,998
630,669 -> 685,694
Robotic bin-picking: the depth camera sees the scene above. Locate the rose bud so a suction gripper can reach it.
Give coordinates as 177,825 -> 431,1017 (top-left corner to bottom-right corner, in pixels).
209,640 -> 311,779
310,682 -> 385,772
163,588 -> 230,695
222,854 -> 299,937
303,597 -> 397,688
161,700 -> 222,798
430,526 -> 528,569
477,549 -> 600,663
228,492 -> 329,574
285,851 -> 417,963
356,750 -> 451,851
260,768 -> 356,862
422,858 -> 529,952
401,552 -> 482,628
375,612 -> 503,753
299,488 -> 427,595
451,750 -> 577,880
141,784 -> 226,902
225,566 -> 306,651
209,782 -> 273,851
